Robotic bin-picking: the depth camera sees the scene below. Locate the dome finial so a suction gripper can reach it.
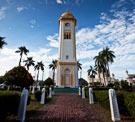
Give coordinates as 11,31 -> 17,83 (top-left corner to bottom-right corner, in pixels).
67,9 -> 69,13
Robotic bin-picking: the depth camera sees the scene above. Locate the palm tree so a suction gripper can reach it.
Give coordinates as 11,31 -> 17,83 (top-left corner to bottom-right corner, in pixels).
15,46 -> 29,66
94,52 -> 105,83
34,61 -> 44,83
101,46 -> 115,80
0,36 -> 7,50
77,61 -> 82,78
49,60 -> 58,82
23,57 -> 35,70
87,66 -> 97,83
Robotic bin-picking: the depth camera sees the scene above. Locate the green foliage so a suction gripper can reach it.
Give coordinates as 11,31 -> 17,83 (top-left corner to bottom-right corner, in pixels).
39,81 -> 44,86
85,88 -> 89,98
79,78 -> 88,87
44,77 -> 54,86
35,90 -> 41,101
94,90 -> 110,109
120,80 -> 130,91
124,93 -> 135,116
91,90 -> 135,116
4,66 -> 34,88
92,82 -> 101,87
93,87 -> 117,90
113,82 -> 120,89
0,91 -> 30,120
107,83 -> 114,87
0,76 -> 4,84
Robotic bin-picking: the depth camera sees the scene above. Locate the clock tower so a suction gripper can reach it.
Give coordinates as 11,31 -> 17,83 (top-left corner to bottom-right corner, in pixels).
56,11 -> 78,88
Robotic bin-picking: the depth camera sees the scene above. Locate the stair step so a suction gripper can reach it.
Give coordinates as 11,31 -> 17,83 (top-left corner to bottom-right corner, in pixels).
54,88 -> 78,93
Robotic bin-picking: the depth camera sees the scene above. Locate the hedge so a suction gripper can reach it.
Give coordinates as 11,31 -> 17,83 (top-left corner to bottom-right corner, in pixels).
35,90 -> 42,101
35,88 -> 48,102
0,91 -> 30,120
85,89 -> 135,116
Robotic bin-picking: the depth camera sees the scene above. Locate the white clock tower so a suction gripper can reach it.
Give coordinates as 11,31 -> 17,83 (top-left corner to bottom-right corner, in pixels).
56,10 -> 78,88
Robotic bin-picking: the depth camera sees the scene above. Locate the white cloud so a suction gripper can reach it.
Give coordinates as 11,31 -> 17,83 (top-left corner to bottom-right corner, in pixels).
0,7 -> 8,20
56,0 -> 62,4
17,7 -> 26,12
0,47 -> 58,80
30,19 -> 36,28
46,33 -> 59,48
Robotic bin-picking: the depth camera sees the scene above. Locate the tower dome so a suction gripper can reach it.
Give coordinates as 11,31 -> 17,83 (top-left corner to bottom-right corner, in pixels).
61,10 -> 74,18
59,10 -> 76,25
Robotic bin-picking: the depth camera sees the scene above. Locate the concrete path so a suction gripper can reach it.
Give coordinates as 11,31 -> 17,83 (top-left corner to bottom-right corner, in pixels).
26,93 -> 105,122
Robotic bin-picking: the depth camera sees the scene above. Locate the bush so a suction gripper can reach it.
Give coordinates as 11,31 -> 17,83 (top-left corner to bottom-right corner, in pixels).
35,90 -> 41,101
0,76 -> 4,84
94,90 -> 110,109
79,78 -> 88,87
107,83 -> 114,87
44,77 -> 54,86
4,66 -> 34,88
124,93 -> 135,116
113,82 -> 120,89
93,87 -> 117,90
120,80 -> 130,91
92,90 -> 135,116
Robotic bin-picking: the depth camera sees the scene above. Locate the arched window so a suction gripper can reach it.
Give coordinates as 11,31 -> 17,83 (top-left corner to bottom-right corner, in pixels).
64,32 -> 71,39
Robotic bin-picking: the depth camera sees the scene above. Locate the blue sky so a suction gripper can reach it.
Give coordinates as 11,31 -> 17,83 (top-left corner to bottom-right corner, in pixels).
0,0 -> 135,80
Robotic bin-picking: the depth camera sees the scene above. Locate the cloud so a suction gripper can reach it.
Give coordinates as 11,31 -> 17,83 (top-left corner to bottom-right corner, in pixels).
0,47 -> 57,80
56,0 -> 63,4
46,33 -> 59,48
46,0 -> 135,80
0,7 -> 8,20
17,7 -> 27,12
29,19 -> 36,28
75,0 -> 135,79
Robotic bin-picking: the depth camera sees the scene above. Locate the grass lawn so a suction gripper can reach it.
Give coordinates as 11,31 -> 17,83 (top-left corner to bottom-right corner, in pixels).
80,96 -> 135,122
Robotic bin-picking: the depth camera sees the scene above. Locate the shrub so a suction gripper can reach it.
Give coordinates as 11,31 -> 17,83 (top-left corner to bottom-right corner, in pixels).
4,66 -> 34,88
107,83 -> 114,87
113,82 -> 120,89
0,76 -> 4,84
120,80 -> 130,91
93,87 -> 117,90
44,77 -> 54,86
124,93 -> 135,116
0,91 -> 31,120
85,88 -> 89,98
92,90 -> 135,116
79,78 -> 88,87
94,90 -> 110,109
35,90 -> 41,101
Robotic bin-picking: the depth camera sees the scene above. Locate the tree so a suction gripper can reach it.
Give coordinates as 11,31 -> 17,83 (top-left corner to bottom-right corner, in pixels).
101,46 -> 115,78
87,66 -> 97,83
78,78 -> 88,87
23,57 -> 35,70
0,36 -> 7,50
44,77 -> 54,86
15,46 -> 29,66
77,61 -> 82,78
120,80 -> 130,91
94,52 -> 105,84
49,60 -> 57,82
4,66 -> 34,88
0,76 -> 4,84
34,61 -> 44,82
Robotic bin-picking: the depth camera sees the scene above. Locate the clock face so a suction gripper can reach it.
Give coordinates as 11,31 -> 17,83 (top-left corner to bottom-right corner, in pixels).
65,23 -> 70,27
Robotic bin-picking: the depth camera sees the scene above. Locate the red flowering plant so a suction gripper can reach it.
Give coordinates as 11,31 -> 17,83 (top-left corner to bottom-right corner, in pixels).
4,66 -> 34,88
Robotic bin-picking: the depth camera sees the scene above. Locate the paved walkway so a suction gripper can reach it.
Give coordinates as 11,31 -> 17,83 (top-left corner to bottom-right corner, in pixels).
26,93 -> 104,122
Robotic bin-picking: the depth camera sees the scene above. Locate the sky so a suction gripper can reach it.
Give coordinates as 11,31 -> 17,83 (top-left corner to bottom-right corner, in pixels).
0,0 -> 135,81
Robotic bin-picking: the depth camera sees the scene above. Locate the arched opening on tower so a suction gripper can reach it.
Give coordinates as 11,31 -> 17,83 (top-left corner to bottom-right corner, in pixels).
64,68 -> 70,87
